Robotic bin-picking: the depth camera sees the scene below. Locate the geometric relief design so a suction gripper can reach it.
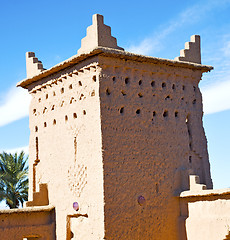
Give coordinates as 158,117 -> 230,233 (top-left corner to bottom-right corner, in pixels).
67,164 -> 87,197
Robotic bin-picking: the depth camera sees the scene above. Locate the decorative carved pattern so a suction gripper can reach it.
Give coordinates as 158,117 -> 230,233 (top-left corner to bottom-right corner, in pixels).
68,164 -> 87,197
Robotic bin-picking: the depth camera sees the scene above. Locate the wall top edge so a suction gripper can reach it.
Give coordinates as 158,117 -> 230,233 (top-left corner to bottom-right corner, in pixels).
180,188 -> 230,199
17,47 -> 213,89
0,205 -> 55,214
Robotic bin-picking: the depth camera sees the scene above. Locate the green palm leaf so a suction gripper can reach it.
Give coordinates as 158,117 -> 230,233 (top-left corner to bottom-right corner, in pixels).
0,151 -> 28,209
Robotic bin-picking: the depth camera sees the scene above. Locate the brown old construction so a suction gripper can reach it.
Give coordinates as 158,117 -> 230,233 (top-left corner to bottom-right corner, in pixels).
0,14 -> 229,240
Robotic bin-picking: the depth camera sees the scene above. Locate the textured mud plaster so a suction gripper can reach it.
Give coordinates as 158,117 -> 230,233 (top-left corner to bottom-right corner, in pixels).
2,13 -> 215,240
98,55 -> 212,240
0,206 -> 55,239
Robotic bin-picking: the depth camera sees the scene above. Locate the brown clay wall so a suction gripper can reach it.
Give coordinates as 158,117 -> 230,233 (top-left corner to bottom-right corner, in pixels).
28,56 -> 104,240
0,207 -> 55,239
98,56 -> 212,239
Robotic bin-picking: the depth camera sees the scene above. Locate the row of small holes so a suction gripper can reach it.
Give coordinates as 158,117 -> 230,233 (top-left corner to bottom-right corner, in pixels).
35,111 -> 86,131
119,108 -> 180,118
33,90 -> 96,116
112,77 -> 196,91
105,89 -> 196,104
38,76 -> 96,103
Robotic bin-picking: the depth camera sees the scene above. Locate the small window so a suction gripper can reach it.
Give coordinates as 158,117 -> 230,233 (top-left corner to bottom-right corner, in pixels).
79,81 -> 82,86
69,84 -> 73,89
73,113 -> 77,119
156,183 -> 159,193
151,81 -> 155,87
165,95 -> 170,100
93,76 -> 96,82
121,90 -> 126,96
163,110 -> 168,117
35,126 -> 38,132
83,110 -> 86,115
162,82 -> 166,88
53,119 -> 56,125
136,109 -> 140,114
43,107 -> 47,114
61,87 -> 64,93
139,80 -> 142,85
70,97 -> 74,104
106,88 -> 111,95
44,122 -> 47,127
125,78 -> 129,84
120,107 -> 124,114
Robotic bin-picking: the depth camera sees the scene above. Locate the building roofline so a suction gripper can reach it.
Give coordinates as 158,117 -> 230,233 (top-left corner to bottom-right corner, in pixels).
17,47 -> 213,89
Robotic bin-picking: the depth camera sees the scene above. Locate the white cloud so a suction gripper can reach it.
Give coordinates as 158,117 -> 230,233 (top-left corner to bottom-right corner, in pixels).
0,145 -> 29,155
0,86 -> 30,127
126,0 -> 230,56
223,41 -> 230,57
128,38 -> 160,56
201,79 -> 230,115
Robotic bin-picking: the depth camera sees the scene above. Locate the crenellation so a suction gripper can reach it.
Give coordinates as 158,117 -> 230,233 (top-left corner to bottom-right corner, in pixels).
26,52 -> 45,78
175,35 -> 201,64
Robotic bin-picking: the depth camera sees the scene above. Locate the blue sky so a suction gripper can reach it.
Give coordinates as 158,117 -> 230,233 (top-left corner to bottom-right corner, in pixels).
0,0 -> 230,191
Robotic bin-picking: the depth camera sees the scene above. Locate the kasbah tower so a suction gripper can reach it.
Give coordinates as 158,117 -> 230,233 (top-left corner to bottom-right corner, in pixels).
5,14 -> 230,240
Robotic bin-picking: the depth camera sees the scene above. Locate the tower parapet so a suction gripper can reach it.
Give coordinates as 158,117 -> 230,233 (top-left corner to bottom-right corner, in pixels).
26,52 -> 45,78
175,35 -> 201,64
77,14 -> 124,55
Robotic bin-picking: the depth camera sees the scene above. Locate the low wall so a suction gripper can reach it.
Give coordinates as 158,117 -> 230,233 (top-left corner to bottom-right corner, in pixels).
0,205 -> 56,240
181,185 -> 230,240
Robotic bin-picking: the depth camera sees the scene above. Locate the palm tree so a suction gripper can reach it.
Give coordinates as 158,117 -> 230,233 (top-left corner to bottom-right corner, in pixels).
0,151 -> 28,209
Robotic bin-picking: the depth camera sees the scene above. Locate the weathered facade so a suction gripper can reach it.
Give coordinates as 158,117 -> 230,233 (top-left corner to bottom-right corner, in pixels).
0,14 -> 229,240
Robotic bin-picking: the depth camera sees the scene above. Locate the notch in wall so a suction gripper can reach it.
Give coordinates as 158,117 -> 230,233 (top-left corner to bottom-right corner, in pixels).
174,35 -> 201,64
26,52 -> 45,78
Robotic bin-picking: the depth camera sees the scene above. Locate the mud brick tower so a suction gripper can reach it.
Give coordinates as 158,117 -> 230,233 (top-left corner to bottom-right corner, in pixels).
15,14 -> 213,239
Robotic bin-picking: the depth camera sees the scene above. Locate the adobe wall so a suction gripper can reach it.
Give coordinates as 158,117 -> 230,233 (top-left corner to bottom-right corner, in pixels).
22,50 -> 212,239
186,199 -> 230,240
98,55 -> 212,239
180,179 -> 230,240
0,206 -> 55,239
27,56 -> 104,240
